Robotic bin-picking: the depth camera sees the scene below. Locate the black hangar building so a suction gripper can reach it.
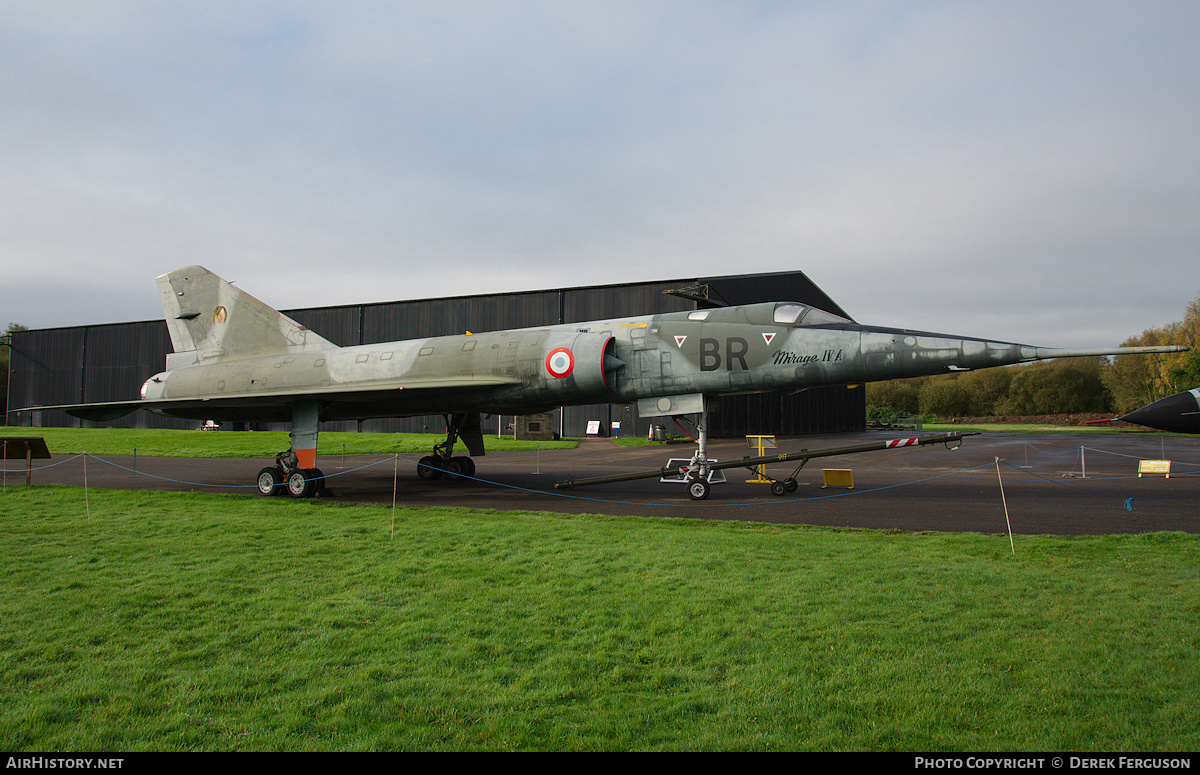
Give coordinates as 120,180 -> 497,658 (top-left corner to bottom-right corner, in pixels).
5,270 -> 866,439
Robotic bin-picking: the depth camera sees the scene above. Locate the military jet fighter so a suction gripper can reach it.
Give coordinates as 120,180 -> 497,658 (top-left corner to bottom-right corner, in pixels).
25,266 -> 1188,499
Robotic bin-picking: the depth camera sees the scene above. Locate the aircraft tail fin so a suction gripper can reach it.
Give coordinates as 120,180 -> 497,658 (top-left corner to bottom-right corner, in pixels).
156,266 -> 336,363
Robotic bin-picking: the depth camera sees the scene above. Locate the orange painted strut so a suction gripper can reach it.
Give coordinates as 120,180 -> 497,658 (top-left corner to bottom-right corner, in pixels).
296,448 -> 317,470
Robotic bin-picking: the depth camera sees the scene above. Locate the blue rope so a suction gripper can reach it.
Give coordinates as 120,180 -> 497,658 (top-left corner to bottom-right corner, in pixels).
997,458 -> 1200,511
5,449 -> 1198,514
67,451 -> 1001,509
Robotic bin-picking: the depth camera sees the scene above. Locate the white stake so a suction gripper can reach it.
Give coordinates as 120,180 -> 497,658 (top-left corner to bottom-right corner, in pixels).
391,454 -> 398,539
996,457 -> 1015,555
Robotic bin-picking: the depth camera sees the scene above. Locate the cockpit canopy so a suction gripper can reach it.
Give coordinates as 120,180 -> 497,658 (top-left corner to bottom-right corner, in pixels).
771,302 -> 851,326
681,302 -> 852,326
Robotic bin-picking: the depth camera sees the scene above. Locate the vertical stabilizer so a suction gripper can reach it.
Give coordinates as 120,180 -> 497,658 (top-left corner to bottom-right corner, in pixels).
156,266 -> 335,363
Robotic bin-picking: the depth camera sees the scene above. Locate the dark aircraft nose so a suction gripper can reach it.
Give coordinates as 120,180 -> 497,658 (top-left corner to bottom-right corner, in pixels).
1120,389 -> 1200,434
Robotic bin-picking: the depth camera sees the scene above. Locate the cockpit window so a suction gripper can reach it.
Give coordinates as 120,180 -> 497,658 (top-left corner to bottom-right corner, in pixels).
772,304 -> 806,324
799,308 -> 851,326
773,302 -> 850,326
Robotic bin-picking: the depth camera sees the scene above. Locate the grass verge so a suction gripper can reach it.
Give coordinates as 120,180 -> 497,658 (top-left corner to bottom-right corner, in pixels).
2,486 -> 1197,751
0,426 -> 576,458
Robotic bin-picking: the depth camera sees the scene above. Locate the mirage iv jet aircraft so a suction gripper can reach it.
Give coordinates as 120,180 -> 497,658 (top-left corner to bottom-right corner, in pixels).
32,266 -> 1187,499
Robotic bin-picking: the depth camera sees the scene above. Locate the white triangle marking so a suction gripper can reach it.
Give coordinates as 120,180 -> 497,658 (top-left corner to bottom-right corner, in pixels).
675,335 -> 687,347
762,332 -> 776,345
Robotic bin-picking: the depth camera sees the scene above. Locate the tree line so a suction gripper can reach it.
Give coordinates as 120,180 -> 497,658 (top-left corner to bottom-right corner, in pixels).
868,296 -> 1200,420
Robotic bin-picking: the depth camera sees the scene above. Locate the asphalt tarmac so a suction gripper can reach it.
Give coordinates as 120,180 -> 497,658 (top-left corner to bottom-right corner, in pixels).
11,431 -> 1199,536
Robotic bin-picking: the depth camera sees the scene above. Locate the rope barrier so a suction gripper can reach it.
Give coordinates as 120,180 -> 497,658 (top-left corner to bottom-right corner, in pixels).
2,443 -> 1198,513
0,450 -> 1013,509
997,458 -> 1200,510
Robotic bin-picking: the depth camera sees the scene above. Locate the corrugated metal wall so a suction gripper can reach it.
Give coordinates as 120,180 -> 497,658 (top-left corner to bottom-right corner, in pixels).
6,323 -> 196,430
7,327 -> 86,421
6,271 -> 864,436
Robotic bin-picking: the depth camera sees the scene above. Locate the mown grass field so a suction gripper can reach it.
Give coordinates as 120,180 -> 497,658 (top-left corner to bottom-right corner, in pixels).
0,422 -> 1155,464
2,485 -> 1197,751
0,426 -> 576,458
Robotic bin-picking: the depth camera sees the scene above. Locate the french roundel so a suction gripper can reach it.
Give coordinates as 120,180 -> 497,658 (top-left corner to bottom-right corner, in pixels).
545,347 -> 575,379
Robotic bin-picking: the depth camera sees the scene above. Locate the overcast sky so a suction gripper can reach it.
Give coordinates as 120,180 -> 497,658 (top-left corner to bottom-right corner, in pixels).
3,1 -> 1198,349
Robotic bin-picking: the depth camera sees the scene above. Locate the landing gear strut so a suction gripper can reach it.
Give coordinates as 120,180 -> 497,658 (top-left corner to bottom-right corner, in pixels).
678,396 -> 799,499
417,413 -> 480,482
681,397 -> 714,501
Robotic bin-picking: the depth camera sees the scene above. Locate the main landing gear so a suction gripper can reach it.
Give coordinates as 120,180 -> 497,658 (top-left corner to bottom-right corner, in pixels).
256,400 -> 328,498
416,413 -> 480,482
256,448 -> 329,499
253,407 -> 485,497
416,453 -> 476,480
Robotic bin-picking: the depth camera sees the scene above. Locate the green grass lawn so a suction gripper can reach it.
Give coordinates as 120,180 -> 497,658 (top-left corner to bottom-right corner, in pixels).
2,485 -> 1197,751
0,426 -> 576,458
1,424 -> 1168,462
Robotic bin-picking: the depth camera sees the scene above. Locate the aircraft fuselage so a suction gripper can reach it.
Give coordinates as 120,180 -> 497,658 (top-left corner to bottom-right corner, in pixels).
139,300 -> 1132,424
